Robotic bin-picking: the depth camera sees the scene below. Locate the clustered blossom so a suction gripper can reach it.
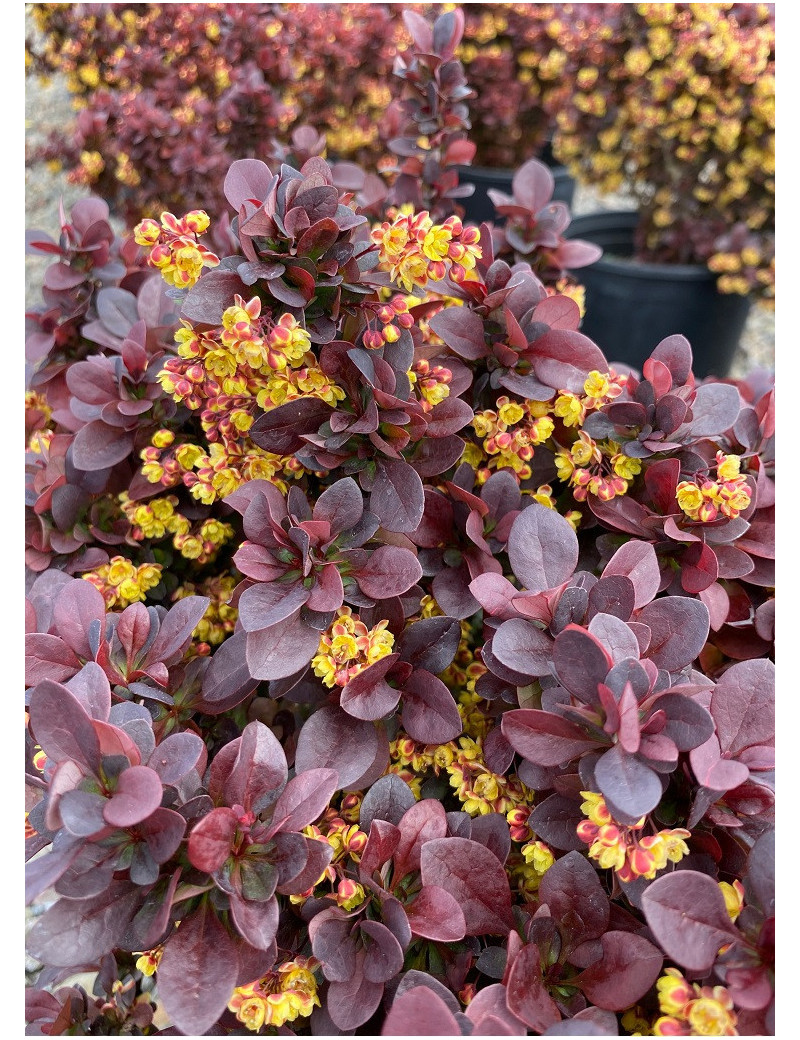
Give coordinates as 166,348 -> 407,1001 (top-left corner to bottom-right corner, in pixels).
676,450 -> 752,522
81,555 -> 162,608
133,210 -> 220,288
577,792 -> 690,883
227,958 -> 321,1032
312,607 -> 395,689
653,968 -> 738,1036
371,211 -> 482,292
172,573 -> 238,650
555,431 -> 643,501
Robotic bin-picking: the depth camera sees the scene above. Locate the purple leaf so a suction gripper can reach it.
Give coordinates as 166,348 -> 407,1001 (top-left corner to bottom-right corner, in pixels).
594,746 -> 663,819
326,958 -> 385,1030
539,851 -> 610,941
229,893 -> 279,951
491,618 -> 553,678
224,158 -> 274,210
314,476 -> 364,536
29,680 -> 101,773
575,932 -> 663,1010
400,669 -> 463,744
587,613 -> 641,665
25,634 -> 81,686
53,578 -> 107,659
359,775 -> 416,831
148,731 -> 206,786
382,986 -> 461,1036
295,706 -> 384,789
245,612 -> 321,680
237,581 -> 310,633
405,885 -> 467,941
502,709 -> 601,768
275,834 -> 333,895
371,458 -> 425,533
144,596 -> 210,666
428,306 -> 486,360
356,545 -> 423,599
139,808 -> 187,864
641,871 -> 738,972
507,503 -> 579,593
420,837 -> 514,935
506,941 -> 561,1032
26,882 -> 143,967
71,422 -> 135,470
158,904 -> 240,1036
224,720 -> 288,814
270,767 -> 339,832
360,919 -> 405,982
512,158 -> 555,212
686,383 -> 742,437
249,397 -> 334,454
638,597 -> 710,671
712,659 -> 775,757
531,329 -> 609,392
398,616 -> 462,673
340,655 -> 401,721
103,765 -> 163,828
552,626 -> 613,702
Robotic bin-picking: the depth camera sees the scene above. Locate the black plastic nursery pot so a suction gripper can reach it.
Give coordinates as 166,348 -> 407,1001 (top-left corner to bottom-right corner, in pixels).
457,163 -> 576,226
564,211 -> 752,380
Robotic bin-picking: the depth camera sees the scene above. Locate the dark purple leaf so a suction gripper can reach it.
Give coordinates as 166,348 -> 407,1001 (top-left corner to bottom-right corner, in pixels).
245,612 -> 321,680
394,799 -> 448,881
294,706 -> 383,789
144,596 -> 210,666
29,680 -> 100,773
139,808 -> 187,863
491,618 -> 553,678
638,597 -> 710,671
538,850 -> 610,942
224,720 -> 288,814
575,932 -> 663,1010
507,503 -> 579,592
340,655 -> 402,721
326,958 -> 385,1030
237,581 -> 310,633
53,578 -> 107,659
359,774 -> 416,831
400,669 -> 463,744
586,576 -> 635,622
229,893 -> 279,951
371,458 -> 425,533
71,421 -> 135,470
594,746 -> 663,819
26,882 -> 142,967
158,904 -> 239,1036
314,477 -> 364,536
404,885 -> 466,941
250,397 -> 334,454
530,794 -> 589,852
653,693 -> 715,752
270,767 -> 339,832
641,871 -> 738,972
502,709 -> 602,768
360,919 -> 405,982
276,834 -> 333,895
686,383 -> 742,437
532,329 -> 609,392
420,836 -> 514,935
587,613 -> 641,665
428,306 -> 486,360
356,545 -> 423,599
25,634 -> 81,686
148,731 -> 206,786
712,659 -> 775,756
398,616 -> 461,673
552,626 -> 613,702
382,986 -> 461,1036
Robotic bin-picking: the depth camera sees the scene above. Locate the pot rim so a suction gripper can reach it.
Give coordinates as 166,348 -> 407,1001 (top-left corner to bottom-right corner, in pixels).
567,209 -> 723,283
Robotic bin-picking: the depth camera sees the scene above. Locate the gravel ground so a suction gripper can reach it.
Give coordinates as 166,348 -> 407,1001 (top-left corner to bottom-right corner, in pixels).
24,43 -> 774,383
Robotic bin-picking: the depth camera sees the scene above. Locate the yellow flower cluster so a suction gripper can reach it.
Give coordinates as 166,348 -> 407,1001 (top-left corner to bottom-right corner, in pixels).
172,573 -> 238,650
653,968 -> 738,1036
409,358 -> 453,411
81,556 -> 162,609
577,791 -> 690,883
371,211 -> 481,293
133,210 -> 220,289
120,492 -> 235,563
446,735 -> 533,817
555,432 -> 642,502
676,451 -> 752,523
311,607 -> 395,689
228,958 -> 321,1032
471,396 -> 555,480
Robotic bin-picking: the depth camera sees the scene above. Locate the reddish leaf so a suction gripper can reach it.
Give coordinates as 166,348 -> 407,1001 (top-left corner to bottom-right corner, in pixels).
71,421 -> 135,470
53,578 -> 107,659
144,596 -> 210,665
602,540 -> 661,609
491,618 -> 553,678
595,745 -> 663,820
420,836 -> 514,935
382,986 -> 461,1036
103,765 -> 163,828
575,931 -> 663,1010
641,871 -> 738,972
245,612 -> 321,680
507,503 -> 579,593
400,668 -> 463,744
187,808 -> 237,872
638,597 -> 710,671
229,893 -> 279,951
326,954 -> 385,1030
405,885 -> 466,941
158,904 -> 240,1036
356,545 -> 423,599
428,306 -> 486,360
711,658 -> 775,757
502,709 -> 602,768
506,941 -> 561,1031
371,458 -> 425,533
29,680 -> 100,774
224,720 -> 288,814
394,799 -> 448,880
295,706 -> 384,789
270,767 -> 339,833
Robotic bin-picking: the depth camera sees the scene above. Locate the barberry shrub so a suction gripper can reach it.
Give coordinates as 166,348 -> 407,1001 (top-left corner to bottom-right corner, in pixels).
25,7 -> 774,1037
